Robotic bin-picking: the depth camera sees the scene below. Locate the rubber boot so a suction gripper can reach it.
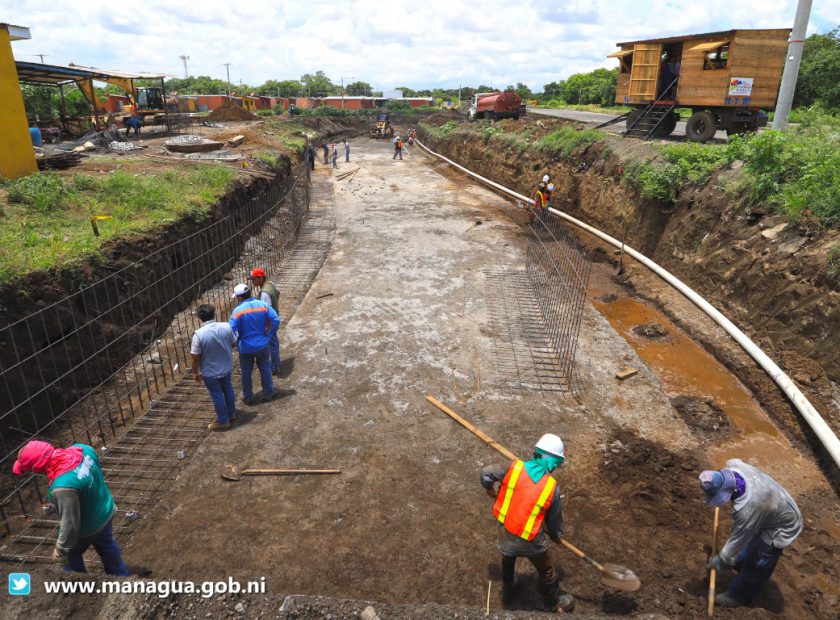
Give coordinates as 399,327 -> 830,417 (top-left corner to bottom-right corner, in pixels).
715,592 -> 743,608
500,556 -> 518,604
539,574 -> 562,611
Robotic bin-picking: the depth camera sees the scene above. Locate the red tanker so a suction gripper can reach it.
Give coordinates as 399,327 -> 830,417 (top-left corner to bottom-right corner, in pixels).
467,91 -> 526,121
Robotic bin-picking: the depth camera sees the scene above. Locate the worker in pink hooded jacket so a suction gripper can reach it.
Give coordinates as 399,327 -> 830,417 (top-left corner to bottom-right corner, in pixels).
13,440 -> 129,576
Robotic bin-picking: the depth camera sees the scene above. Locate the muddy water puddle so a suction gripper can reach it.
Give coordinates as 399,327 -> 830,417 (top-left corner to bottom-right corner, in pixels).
590,286 -> 824,487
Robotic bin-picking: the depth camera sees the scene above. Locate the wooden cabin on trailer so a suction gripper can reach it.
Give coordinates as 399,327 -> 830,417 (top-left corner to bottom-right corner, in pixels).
608,29 -> 790,141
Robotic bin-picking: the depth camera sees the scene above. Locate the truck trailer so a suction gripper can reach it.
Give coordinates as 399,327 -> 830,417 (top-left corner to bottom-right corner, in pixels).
467,91 -> 526,121
608,28 -> 790,141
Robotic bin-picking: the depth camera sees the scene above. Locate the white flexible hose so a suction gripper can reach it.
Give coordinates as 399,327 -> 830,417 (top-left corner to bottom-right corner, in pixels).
416,138 -> 840,470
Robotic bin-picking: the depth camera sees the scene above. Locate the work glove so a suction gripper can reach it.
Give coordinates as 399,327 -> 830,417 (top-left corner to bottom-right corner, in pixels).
52,546 -> 68,564
708,554 -> 725,573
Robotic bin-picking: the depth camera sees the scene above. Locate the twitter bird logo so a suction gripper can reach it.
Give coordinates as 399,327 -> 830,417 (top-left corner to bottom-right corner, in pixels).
8,573 -> 31,595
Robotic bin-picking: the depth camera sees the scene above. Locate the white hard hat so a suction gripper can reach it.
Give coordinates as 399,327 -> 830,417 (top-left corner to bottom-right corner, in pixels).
232,283 -> 250,298
542,174 -> 550,182
535,433 -> 565,459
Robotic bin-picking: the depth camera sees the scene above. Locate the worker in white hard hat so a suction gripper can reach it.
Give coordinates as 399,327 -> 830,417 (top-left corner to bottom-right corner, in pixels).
480,434 -> 574,613
531,174 -> 554,223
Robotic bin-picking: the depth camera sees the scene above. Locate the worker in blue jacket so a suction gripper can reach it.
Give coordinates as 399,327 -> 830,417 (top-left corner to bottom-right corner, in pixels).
229,283 -> 280,405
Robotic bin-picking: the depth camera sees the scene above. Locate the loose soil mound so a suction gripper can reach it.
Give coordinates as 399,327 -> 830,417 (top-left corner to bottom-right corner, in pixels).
670,395 -> 731,436
632,321 -> 669,340
206,100 -> 258,122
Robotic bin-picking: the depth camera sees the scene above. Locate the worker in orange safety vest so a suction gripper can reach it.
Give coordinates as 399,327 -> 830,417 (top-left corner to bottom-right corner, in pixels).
480,434 -> 574,613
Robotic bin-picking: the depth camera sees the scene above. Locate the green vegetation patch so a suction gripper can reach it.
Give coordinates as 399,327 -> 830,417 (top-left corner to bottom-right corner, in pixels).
0,166 -> 235,281
537,128 -> 602,159
262,119 -> 314,154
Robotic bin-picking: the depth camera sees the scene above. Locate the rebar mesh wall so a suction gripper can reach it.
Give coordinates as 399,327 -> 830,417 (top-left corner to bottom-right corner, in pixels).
0,164 -> 310,533
526,214 -> 592,389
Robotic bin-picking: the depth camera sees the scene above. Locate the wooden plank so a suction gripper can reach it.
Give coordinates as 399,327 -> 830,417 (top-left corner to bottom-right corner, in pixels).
425,395 -> 517,461
616,367 -> 639,381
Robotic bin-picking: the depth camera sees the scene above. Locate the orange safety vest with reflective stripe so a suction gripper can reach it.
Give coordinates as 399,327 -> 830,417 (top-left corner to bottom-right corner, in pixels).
492,459 -> 556,541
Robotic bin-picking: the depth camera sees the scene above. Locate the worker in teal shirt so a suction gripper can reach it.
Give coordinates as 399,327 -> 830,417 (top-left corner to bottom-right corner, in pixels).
13,440 -> 129,576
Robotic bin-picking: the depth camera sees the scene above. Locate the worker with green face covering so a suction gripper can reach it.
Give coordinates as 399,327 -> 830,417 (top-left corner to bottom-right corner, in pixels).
480,434 -> 574,613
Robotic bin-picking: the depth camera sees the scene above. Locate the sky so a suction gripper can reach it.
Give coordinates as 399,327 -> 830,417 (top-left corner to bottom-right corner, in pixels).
5,1 -> 840,92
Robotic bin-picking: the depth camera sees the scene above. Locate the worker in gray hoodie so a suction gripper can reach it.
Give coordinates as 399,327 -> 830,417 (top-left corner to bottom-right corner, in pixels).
700,460 -> 803,607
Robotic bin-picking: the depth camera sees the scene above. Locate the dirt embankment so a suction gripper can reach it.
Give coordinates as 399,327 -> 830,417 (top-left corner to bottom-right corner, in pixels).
418,118 -> 840,475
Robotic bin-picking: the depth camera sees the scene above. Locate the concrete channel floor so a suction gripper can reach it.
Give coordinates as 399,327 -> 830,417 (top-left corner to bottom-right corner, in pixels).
112,137 -> 836,618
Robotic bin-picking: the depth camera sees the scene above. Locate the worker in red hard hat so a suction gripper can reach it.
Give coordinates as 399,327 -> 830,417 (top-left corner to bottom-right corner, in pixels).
480,434 -> 575,613
248,268 -> 282,376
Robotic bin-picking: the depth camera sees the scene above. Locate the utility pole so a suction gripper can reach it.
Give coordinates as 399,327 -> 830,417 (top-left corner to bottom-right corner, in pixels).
223,63 -> 232,96
773,0 -> 812,130
28,53 -> 49,63
179,55 -> 190,78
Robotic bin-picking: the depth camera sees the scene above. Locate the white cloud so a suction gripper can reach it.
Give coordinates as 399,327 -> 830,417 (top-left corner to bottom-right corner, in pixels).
6,0 -> 839,91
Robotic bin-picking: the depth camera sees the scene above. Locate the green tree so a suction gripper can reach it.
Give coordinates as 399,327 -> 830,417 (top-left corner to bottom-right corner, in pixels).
346,81 -> 372,96
794,28 -> 840,109
543,81 -> 563,98
258,79 -> 303,97
396,86 -> 418,97
300,70 -> 336,96
560,68 -> 617,105
165,76 -> 231,95
514,82 -> 533,100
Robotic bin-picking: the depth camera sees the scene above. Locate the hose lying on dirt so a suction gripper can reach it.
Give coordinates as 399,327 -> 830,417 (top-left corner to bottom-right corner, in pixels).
414,138 -> 840,471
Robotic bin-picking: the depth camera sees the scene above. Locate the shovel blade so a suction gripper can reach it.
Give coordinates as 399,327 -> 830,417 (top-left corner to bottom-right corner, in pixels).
220,464 -> 242,481
600,563 -> 641,593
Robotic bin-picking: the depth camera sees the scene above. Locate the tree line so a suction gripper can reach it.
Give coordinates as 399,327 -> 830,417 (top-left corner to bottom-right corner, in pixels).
20,28 -> 840,120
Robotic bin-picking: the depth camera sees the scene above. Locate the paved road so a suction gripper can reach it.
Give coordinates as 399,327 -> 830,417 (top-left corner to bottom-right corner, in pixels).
528,107 -> 729,141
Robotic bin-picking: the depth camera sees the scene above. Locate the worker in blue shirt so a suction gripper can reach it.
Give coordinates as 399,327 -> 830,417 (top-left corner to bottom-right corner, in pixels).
229,283 -> 280,405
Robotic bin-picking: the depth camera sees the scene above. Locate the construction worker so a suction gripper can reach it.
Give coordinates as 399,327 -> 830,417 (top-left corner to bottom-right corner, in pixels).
392,133 -> 403,160
480,434 -> 575,613
191,303 -> 238,431
248,267 -> 282,376
700,460 -> 803,607
12,440 -> 130,576
229,283 -> 280,405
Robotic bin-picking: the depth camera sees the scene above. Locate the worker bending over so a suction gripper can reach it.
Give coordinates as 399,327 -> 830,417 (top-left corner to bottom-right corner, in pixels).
480,434 -> 574,612
13,440 -> 130,576
700,460 -> 803,607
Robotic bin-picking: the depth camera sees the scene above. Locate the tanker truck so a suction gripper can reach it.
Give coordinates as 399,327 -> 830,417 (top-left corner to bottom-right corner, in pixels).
467,91 -> 526,121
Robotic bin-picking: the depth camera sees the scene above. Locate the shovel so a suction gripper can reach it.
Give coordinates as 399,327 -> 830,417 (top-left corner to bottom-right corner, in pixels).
559,538 -> 641,592
220,464 -> 341,481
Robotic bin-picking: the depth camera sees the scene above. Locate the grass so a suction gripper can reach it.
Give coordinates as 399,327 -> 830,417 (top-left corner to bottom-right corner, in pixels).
261,119 -> 315,155
0,166 -> 234,281
537,128 -> 603,158
253,150 -> 282,169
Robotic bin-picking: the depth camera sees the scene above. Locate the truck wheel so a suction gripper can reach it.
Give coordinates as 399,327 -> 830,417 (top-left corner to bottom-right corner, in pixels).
488,111 -> 497,122
626,109 -> 644,130
685,111 -> 717,142
652,112 -> 678,138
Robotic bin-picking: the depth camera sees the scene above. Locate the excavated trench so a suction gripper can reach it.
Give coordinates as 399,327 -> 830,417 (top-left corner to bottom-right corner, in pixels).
2,119 -> 839,619
418,118 -> 840,487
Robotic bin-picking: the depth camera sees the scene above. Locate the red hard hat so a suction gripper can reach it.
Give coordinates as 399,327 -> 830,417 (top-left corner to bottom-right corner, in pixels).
249,268 -> 266,279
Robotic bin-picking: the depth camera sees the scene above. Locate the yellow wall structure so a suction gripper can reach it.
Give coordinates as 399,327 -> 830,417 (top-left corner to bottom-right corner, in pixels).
0,26 -> 37,179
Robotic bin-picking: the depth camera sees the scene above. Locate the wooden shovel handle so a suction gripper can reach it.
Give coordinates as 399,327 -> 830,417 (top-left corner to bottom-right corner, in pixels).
559,538 -> 604,572
241,469 -> 341,475
708,506 -> 720,617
